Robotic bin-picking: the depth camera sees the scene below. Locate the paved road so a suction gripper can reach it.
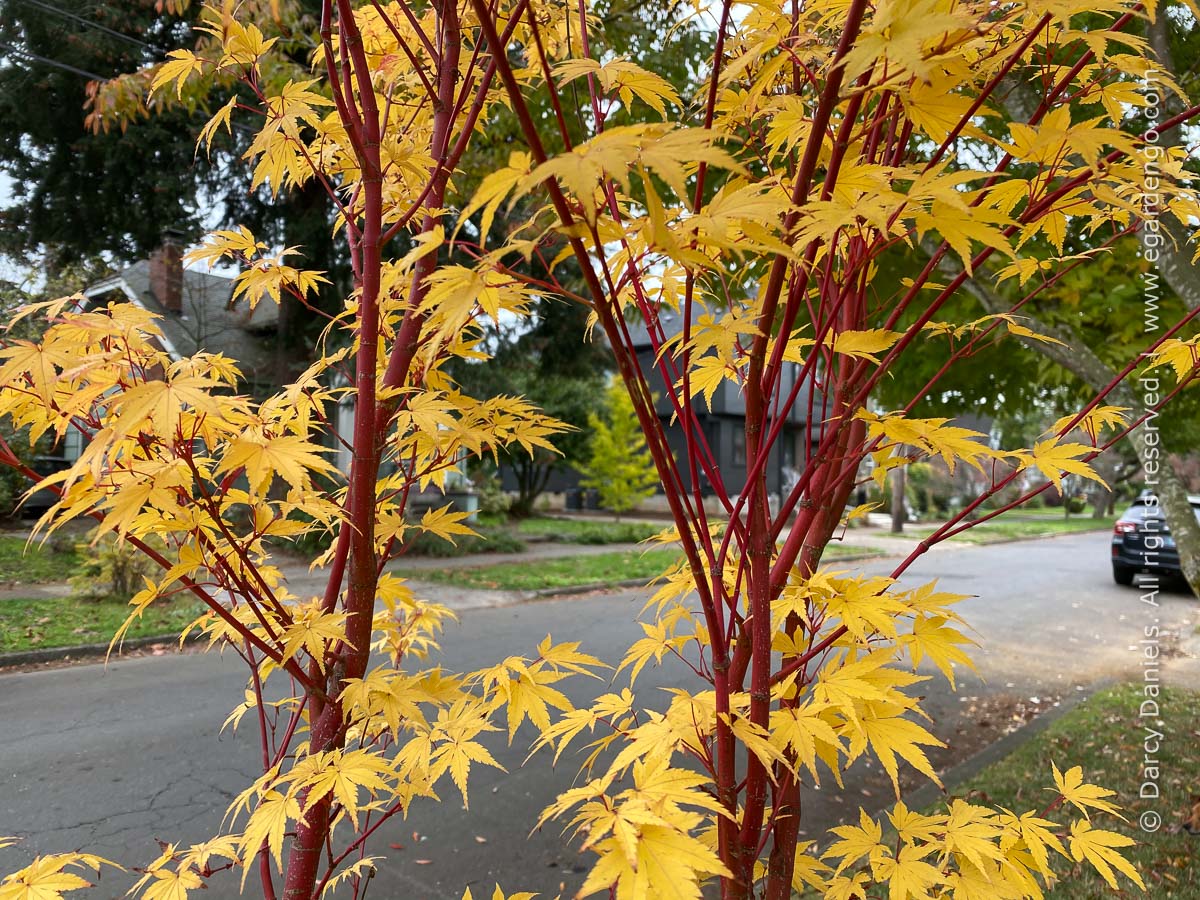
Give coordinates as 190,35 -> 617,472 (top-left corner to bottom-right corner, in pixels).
1,531 -> 1195,898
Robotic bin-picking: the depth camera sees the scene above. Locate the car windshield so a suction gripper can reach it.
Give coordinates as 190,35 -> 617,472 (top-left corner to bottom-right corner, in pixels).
1127,502 -> 1200,524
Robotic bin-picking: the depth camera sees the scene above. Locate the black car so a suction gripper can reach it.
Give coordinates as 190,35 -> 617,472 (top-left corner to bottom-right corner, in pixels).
1111,493 -> 1200,585
18,455 -> 71,517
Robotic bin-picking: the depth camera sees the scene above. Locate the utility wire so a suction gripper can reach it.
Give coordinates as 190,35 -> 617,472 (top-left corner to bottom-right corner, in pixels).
0,40 -> 258,139
13,0 -> 154,50
0,40 -> 109,81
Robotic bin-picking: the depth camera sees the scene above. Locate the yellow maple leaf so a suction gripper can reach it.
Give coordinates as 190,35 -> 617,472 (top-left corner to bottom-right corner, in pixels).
869,842 -> 942,900
0,852 -> 117,899
456,153 -> 531,247
300,749 -> 392,824
681,355 -> 742,410
138,865 -> 204,900
196,96 -> 238,155
419,504 -> 477,545
829,329 -> 903,362
461,888 -> 538,900
578,823 -> 731,900
111,373 -> 226,438
1145,337 -> 1200,382
1051,762 -> 1124,820
433,737 -> 504,807
903,72 -> 977,143
1068,819 -> 1145,890
899,615 -> 976,688
941,799 -> 1004,871
150,49 -> 204,98
280,608 -> 347,666
823,808 -> 886,874
239,790 -> 299,874
1019,441 -> 1105,494
218,434 -> 337,494
857,715 -> 945,796
1050,406 -> 1129,443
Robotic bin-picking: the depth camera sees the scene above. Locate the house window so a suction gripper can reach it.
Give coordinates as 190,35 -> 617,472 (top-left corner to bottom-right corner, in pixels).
732,429 -> 746,466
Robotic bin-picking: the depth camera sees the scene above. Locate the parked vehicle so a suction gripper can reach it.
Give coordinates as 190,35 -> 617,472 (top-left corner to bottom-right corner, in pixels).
18,455 -> 71,517
1111,493 -> 1200,585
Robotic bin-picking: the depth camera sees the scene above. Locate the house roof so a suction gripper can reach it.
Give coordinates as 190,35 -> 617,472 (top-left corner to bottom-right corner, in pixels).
84,261 -> 285,388
624,309 -> 686,350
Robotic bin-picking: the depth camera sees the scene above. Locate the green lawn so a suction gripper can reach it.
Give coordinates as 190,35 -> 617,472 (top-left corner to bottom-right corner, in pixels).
406,548 -> 682,591
487,516 -> 665,545
912,514 -> 1115,544
0,535 -> 81,584
1003,505 -> 1103,519
0,595 -> 203,654
404,543 -> 881,592
939,683 -> 1199,897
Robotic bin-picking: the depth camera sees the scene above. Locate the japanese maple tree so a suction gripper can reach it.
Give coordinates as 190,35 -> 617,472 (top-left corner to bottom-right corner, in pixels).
2,0 -> 1199,898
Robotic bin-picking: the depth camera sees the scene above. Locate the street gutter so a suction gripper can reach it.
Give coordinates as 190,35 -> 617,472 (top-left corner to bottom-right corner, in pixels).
0,549 -> 892,669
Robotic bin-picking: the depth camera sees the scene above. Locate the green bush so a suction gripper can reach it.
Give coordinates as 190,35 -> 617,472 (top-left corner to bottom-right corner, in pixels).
475,473 -> 513,517
71,531 -> 170,602
556,523 -> 659,544
981,482 -> 1024,511
402,526 -> 525,558
514,517 -> 662,544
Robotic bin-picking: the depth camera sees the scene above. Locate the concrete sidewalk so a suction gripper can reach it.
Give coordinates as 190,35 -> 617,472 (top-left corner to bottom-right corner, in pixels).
0,525 -> 922,606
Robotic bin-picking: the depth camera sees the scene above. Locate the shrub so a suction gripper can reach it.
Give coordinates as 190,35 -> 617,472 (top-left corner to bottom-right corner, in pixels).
402,526 -> 525,558
70,532 -> 169,602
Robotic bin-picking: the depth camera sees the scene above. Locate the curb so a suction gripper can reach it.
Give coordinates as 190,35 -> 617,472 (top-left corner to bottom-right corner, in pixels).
907,525 -> 1114,548
517,550 -> 887,602
901,678 -> 1112,813
0,632 -> 199,670
0,552 -> 890,669
524,577 -> 650,600
968,525 -> 1115,547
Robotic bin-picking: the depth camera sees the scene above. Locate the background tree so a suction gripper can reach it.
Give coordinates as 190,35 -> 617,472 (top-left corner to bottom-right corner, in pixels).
444,0 -> 709,518
449,265 -> 610,516
870,0 -> 1200,588
0,0 -> 346,360
579,379 -> 659,519
0,0 -> 204,267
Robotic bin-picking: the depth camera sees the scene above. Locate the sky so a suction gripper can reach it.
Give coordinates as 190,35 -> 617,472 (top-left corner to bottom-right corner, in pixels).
0,172 -> 25,285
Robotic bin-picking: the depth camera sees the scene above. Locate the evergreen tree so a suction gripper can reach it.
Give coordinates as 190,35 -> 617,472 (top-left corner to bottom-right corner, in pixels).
579,381 -> 658,520
0,0 -> 204,267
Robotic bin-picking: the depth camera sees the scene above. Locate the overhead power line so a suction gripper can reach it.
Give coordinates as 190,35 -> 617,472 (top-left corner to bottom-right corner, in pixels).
0,40 -> 109,81
0,40 -> 258,139
14,0 -> 154,50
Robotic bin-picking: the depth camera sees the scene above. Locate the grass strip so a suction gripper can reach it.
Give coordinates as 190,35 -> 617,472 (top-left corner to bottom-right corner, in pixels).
0,535 -> 81,584
0,595 -> 202,654
475,516 -> 665,544
405,543 -> 881,592
911,515 -> 1115,544
935,682 -> 1198,897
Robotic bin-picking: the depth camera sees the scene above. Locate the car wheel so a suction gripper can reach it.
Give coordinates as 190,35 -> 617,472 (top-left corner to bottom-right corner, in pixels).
1112,564 -> 1135,586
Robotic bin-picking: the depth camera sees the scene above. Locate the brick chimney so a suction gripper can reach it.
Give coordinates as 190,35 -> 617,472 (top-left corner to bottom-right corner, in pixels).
149,230 -> 184,314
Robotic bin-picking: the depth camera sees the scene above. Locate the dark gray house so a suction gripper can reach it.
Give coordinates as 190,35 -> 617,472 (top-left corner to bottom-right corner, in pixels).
38,237 -> 292,469
496,312 -> 825,505
81,238 -> 286,397
629,312 -> 824,498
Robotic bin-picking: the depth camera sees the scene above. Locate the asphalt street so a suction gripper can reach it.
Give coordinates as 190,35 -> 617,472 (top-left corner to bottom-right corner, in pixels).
1,530 -> 1195,898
